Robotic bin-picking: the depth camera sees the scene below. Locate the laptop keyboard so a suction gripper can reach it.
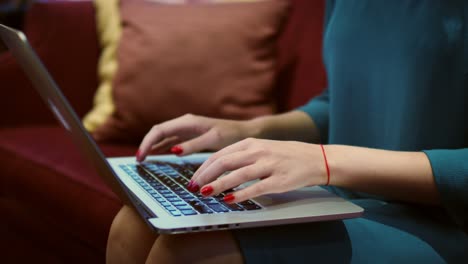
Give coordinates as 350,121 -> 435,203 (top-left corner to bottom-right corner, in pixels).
119,161 -> 262,217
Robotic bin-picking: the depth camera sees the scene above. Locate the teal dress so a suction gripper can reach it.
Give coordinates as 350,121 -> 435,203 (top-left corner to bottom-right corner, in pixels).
233,1 -> 468,263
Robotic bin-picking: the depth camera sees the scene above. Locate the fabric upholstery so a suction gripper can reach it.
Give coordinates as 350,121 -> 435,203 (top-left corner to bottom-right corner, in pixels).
82,0 -> 265,134
88,0 -> 289,143
0,1 -> 100,127
274,0 -> 326,111
0,126 -> 135,259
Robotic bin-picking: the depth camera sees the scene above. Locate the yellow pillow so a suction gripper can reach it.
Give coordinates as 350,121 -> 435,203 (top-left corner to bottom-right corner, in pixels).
83,0 -> 259,134
83,0 -> 121,132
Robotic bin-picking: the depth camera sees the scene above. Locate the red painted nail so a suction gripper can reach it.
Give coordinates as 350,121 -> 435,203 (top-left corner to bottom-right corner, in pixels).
190,182 -> 200,193
136,150 -> 142,162
170,145 -> 183,155
187,180 -> 193,189
200,185 -> 213,196
223,194 -> 235,203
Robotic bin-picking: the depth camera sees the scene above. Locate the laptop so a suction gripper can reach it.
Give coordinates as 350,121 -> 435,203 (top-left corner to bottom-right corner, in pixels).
0,24 -> 363,234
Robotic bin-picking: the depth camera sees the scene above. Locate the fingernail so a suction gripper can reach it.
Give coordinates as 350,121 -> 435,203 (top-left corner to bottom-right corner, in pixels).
189,182 -> 200,193
136,150 -> 142,162
187,180 -> 193,189
170,145 -> 183,156
200,185 -> 213,196
223,194 -> 235,203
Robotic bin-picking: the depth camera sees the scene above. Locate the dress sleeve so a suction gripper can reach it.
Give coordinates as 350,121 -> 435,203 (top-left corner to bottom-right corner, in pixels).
295,0 -> 335,143
463,3 -> 468,74
297,89 -> 330,143
429,5 -> 468,230
422,149 -> 468,231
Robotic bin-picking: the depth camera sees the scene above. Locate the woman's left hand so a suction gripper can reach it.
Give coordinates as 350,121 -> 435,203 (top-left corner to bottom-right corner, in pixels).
190,138 -> 328,203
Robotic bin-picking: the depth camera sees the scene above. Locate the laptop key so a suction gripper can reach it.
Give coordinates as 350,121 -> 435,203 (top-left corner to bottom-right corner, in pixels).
165,206 -> 177,211
200,198 -> 219,205
175,205 -> 193,210
246,205 -> 262,210
163,194 -> 177,200
155,186 -> 168,191
239,200 -> 255,206
180,193 -> 194,199
170,211 -> 182,217
241,203 -> 262,211
187,200 -> 213,214
207,204 -> 229,213
172,201 -> 188,207
151,192 -> 161,197
167,172 -> 179,178
197,205 -> 213,214
173,186 -> 184,192
223,203 -> 245,211
174,176 -> 187,185
174,190 -> 187,195
154,173 -> 166,180
167,197 -> 182,203
181,209 -> 197,216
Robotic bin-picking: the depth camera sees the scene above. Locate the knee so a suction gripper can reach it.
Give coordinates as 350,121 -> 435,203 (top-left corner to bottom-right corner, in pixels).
108,206 -> 132,247
148,231 -> 243,264
107,205 -> 156,264
149,234 -> 198,263
106,206 -> 134,263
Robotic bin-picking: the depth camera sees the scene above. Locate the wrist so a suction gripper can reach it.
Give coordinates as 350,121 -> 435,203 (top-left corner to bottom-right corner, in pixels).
243,115 -> 274,139
319,144 -> 331,186
321,145 -> 352,187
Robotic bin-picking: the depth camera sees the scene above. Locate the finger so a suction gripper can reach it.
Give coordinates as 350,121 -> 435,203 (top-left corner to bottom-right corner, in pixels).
201,163 -> 270,197
138,116 -> 208,161
192,138 -> 254,179
149,136 -> 181,155
223,177 -> 276,204
175,129 -> 220,156
194,150 -> 258,188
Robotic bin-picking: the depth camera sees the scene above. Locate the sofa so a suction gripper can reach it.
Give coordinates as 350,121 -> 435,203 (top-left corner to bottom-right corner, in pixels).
0,0 -> 326,262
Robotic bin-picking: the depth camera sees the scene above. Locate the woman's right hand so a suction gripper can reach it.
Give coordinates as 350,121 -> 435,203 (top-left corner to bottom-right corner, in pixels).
137,114 -> 256,162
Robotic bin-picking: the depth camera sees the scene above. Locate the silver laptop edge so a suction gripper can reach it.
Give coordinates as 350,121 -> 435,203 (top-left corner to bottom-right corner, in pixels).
0,24 -> 363,234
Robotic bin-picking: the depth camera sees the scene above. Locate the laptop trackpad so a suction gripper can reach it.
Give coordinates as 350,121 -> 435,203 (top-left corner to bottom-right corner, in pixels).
251,186 -> 338,209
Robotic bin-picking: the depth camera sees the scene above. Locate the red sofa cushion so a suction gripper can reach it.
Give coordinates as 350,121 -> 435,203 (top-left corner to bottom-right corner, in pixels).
0,126 -> 135,260
276,0 -> 326,111
0,1 -> 100,127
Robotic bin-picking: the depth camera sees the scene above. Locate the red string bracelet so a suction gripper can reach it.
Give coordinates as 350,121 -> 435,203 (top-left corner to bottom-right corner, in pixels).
320,144 -> 330,186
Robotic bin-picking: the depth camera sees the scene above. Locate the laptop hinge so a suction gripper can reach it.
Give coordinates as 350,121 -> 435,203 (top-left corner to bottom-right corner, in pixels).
128,192 -> 157,220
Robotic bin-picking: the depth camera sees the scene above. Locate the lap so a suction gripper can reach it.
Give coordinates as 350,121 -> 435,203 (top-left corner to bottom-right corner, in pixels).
233,199 -> 468,264
109,205 -> 244,264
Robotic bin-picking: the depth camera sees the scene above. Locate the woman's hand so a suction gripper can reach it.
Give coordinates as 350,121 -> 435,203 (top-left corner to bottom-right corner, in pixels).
189,138 -> 328,203
137,111 -> 321,162
137,114 -> 257,162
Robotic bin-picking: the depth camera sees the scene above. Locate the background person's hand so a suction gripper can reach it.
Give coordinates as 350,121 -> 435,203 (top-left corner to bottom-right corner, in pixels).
189,138 -> 328,203
137,114 -> 256,161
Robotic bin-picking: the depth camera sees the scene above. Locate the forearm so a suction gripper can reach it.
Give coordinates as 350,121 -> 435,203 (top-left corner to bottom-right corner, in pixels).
245,111 -> 321,143
326,145 -> 440,205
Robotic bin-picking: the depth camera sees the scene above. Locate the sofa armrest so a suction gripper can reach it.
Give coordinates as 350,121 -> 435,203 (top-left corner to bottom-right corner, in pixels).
0,0 -> 99,127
